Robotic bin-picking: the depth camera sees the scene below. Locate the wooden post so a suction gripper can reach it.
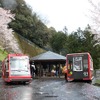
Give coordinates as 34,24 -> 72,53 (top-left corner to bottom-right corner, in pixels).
58,64 -> 60,78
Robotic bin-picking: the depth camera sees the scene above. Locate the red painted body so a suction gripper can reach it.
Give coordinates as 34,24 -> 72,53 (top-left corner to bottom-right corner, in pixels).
65,52 -> 94,82
2,53 -> 32,83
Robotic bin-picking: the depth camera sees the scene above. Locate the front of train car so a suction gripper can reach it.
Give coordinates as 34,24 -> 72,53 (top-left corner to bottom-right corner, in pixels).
66,53 -> 94,82
8,54 -> 32,84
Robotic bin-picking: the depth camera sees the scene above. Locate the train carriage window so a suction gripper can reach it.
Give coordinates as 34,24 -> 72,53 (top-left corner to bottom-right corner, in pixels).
10,57 -> 28,70
5,59 -> 9,70
83,59 -> 88,69
73,56 -> 83,71
68,60 -> 73,70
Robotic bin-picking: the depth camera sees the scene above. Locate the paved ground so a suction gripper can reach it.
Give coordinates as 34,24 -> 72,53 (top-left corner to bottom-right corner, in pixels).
0,78 -> 100,100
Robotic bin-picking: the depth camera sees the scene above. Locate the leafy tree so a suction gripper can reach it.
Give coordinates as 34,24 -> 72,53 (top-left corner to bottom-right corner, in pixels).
50,31 -> 67,54
82,27 -> 100,69
31,20 -> 49,46
65,26 -> 100,69
8,0 -> 34,36
6,0 -> 51,47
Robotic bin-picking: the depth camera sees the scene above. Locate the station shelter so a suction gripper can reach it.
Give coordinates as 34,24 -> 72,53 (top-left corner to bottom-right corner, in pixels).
30,51 -> 66,78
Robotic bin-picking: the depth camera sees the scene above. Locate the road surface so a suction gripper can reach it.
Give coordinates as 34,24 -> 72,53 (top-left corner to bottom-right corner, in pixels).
0,78 -> 100,100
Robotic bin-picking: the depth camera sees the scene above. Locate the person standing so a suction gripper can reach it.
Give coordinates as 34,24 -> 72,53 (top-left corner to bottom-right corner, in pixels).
30,63 -> 36,78
62,65 -> 68,81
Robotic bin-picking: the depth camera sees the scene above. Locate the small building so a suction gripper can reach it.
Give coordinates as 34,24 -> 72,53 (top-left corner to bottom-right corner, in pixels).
30,51 -> 66,77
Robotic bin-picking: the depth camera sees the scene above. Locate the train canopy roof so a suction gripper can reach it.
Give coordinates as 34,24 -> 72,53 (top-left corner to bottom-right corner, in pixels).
30,51 -> 66,62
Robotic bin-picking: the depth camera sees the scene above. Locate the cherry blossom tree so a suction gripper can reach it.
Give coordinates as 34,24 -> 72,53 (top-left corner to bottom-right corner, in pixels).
0,7 -> 22,53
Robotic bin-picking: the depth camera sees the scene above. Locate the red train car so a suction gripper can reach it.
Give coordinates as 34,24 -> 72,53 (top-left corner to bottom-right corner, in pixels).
65,52 -> 94,82
2,53 -> 32,84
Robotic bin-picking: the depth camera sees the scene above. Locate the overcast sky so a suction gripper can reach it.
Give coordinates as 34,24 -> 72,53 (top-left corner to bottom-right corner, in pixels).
24,0 -> 92,32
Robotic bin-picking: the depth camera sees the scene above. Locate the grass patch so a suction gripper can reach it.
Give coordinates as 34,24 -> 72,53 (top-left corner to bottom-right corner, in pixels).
94,79 -> 100,86
0,48 -> 8,61
95,79 -> 100,84
14,33 -> 46,57
0,47 -> 8,77
0,32 -> 46,61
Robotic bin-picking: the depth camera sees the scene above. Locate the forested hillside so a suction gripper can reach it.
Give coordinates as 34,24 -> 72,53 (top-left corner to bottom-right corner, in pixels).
0,0 -> 99,69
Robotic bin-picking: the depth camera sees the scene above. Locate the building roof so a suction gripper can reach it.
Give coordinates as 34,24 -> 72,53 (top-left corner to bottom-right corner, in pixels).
30,51 -> 66,61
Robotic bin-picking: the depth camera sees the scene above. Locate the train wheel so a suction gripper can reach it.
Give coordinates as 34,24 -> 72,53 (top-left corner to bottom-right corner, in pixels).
23,81 -> 30,85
